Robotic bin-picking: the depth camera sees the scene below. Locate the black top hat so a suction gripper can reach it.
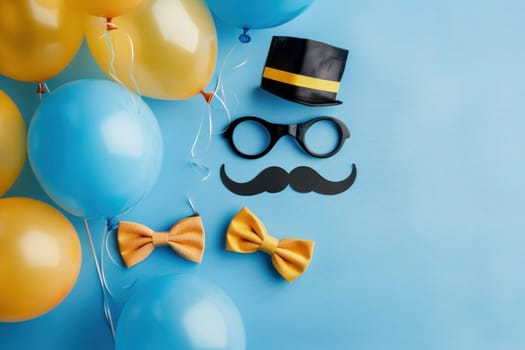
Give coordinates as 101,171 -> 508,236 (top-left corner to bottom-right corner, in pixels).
261,36 -> 349,106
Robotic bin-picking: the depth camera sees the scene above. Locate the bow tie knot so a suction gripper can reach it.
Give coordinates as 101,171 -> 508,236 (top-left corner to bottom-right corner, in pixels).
152,231 -> 170,246
118,215 -> 205,268
226,207 -> 314,282
259,234 -> 279,255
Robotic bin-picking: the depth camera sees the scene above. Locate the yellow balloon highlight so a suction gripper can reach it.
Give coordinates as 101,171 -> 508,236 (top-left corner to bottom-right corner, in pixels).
0,197 -> 82,322
0,0 -> 84,82
0,90 -> 26,197
78,0 -> 143,18
85,0 -> 217,100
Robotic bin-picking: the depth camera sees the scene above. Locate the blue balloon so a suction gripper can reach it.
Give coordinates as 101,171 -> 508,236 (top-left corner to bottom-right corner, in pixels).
115,275 -> 246,350
206,0 -> 315,30
28,79 -> 163,218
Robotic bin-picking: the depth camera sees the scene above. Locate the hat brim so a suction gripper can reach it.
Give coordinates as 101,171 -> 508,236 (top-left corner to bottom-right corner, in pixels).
261,84 -> 343,107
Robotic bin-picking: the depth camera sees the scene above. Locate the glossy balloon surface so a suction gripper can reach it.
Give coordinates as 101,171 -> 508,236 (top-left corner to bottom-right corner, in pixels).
206,0 -> 315,30
27,79 -> 163,218
0,90 -> 26,196
77,0 -> 143,18
115,275 -> 246,350
0,197 -> 81,322
85,0 -> 217,100
0,0 -> 84,82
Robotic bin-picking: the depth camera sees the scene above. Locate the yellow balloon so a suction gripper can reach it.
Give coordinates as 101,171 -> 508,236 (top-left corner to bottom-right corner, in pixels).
0,90 -> 26,197
85,0 -> 217,100
0,0 -> 84,82
0,197 -> 82,322
78,0 -> 143,18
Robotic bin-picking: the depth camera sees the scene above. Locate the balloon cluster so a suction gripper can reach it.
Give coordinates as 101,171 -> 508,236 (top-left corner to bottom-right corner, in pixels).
0,0 -> 315,347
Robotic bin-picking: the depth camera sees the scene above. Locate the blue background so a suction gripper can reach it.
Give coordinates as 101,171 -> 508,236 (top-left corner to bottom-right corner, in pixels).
1,0 -> 525,349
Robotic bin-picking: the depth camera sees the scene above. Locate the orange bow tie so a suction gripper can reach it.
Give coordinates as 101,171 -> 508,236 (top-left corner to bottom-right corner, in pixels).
117,215 -> 205,268
226,207 -> 314,282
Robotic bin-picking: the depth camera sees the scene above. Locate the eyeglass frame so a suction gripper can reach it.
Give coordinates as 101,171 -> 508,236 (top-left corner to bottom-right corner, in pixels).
222,116 -> 350,159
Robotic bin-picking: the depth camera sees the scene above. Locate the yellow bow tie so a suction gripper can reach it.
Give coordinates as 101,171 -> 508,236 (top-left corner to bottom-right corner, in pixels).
226,207 -> 314,282
117,215 -> 205,268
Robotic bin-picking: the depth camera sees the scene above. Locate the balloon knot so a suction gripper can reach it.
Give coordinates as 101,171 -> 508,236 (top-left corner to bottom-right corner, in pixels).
239,27 -> 251,43
106,17 -> 118,31
36,82 -> 46,94
200,90 -> 214,104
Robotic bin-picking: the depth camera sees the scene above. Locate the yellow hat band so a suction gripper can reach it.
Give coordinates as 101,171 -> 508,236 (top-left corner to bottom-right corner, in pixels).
263,67 -> 340,93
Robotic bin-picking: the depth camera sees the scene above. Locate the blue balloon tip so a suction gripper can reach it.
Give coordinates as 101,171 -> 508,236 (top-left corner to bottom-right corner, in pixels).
239,27 -> 251,43
239,33 -> 251,43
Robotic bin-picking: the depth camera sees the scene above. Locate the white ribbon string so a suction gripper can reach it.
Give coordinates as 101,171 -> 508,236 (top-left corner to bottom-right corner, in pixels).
83,218 -> 116,340
189,103 -> 212,181
186,194 -> 199,215
189,41 -> 252,181
100,19 -> 142,113
37,82 -> 51,100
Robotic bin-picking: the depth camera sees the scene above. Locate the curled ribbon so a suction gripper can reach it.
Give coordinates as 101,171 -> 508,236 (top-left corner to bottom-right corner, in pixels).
226,207 -> 314,282
117,215 -> 205,268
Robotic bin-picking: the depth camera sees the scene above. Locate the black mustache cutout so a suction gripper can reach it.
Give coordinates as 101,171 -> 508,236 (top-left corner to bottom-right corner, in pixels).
220,164 -> 357,196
